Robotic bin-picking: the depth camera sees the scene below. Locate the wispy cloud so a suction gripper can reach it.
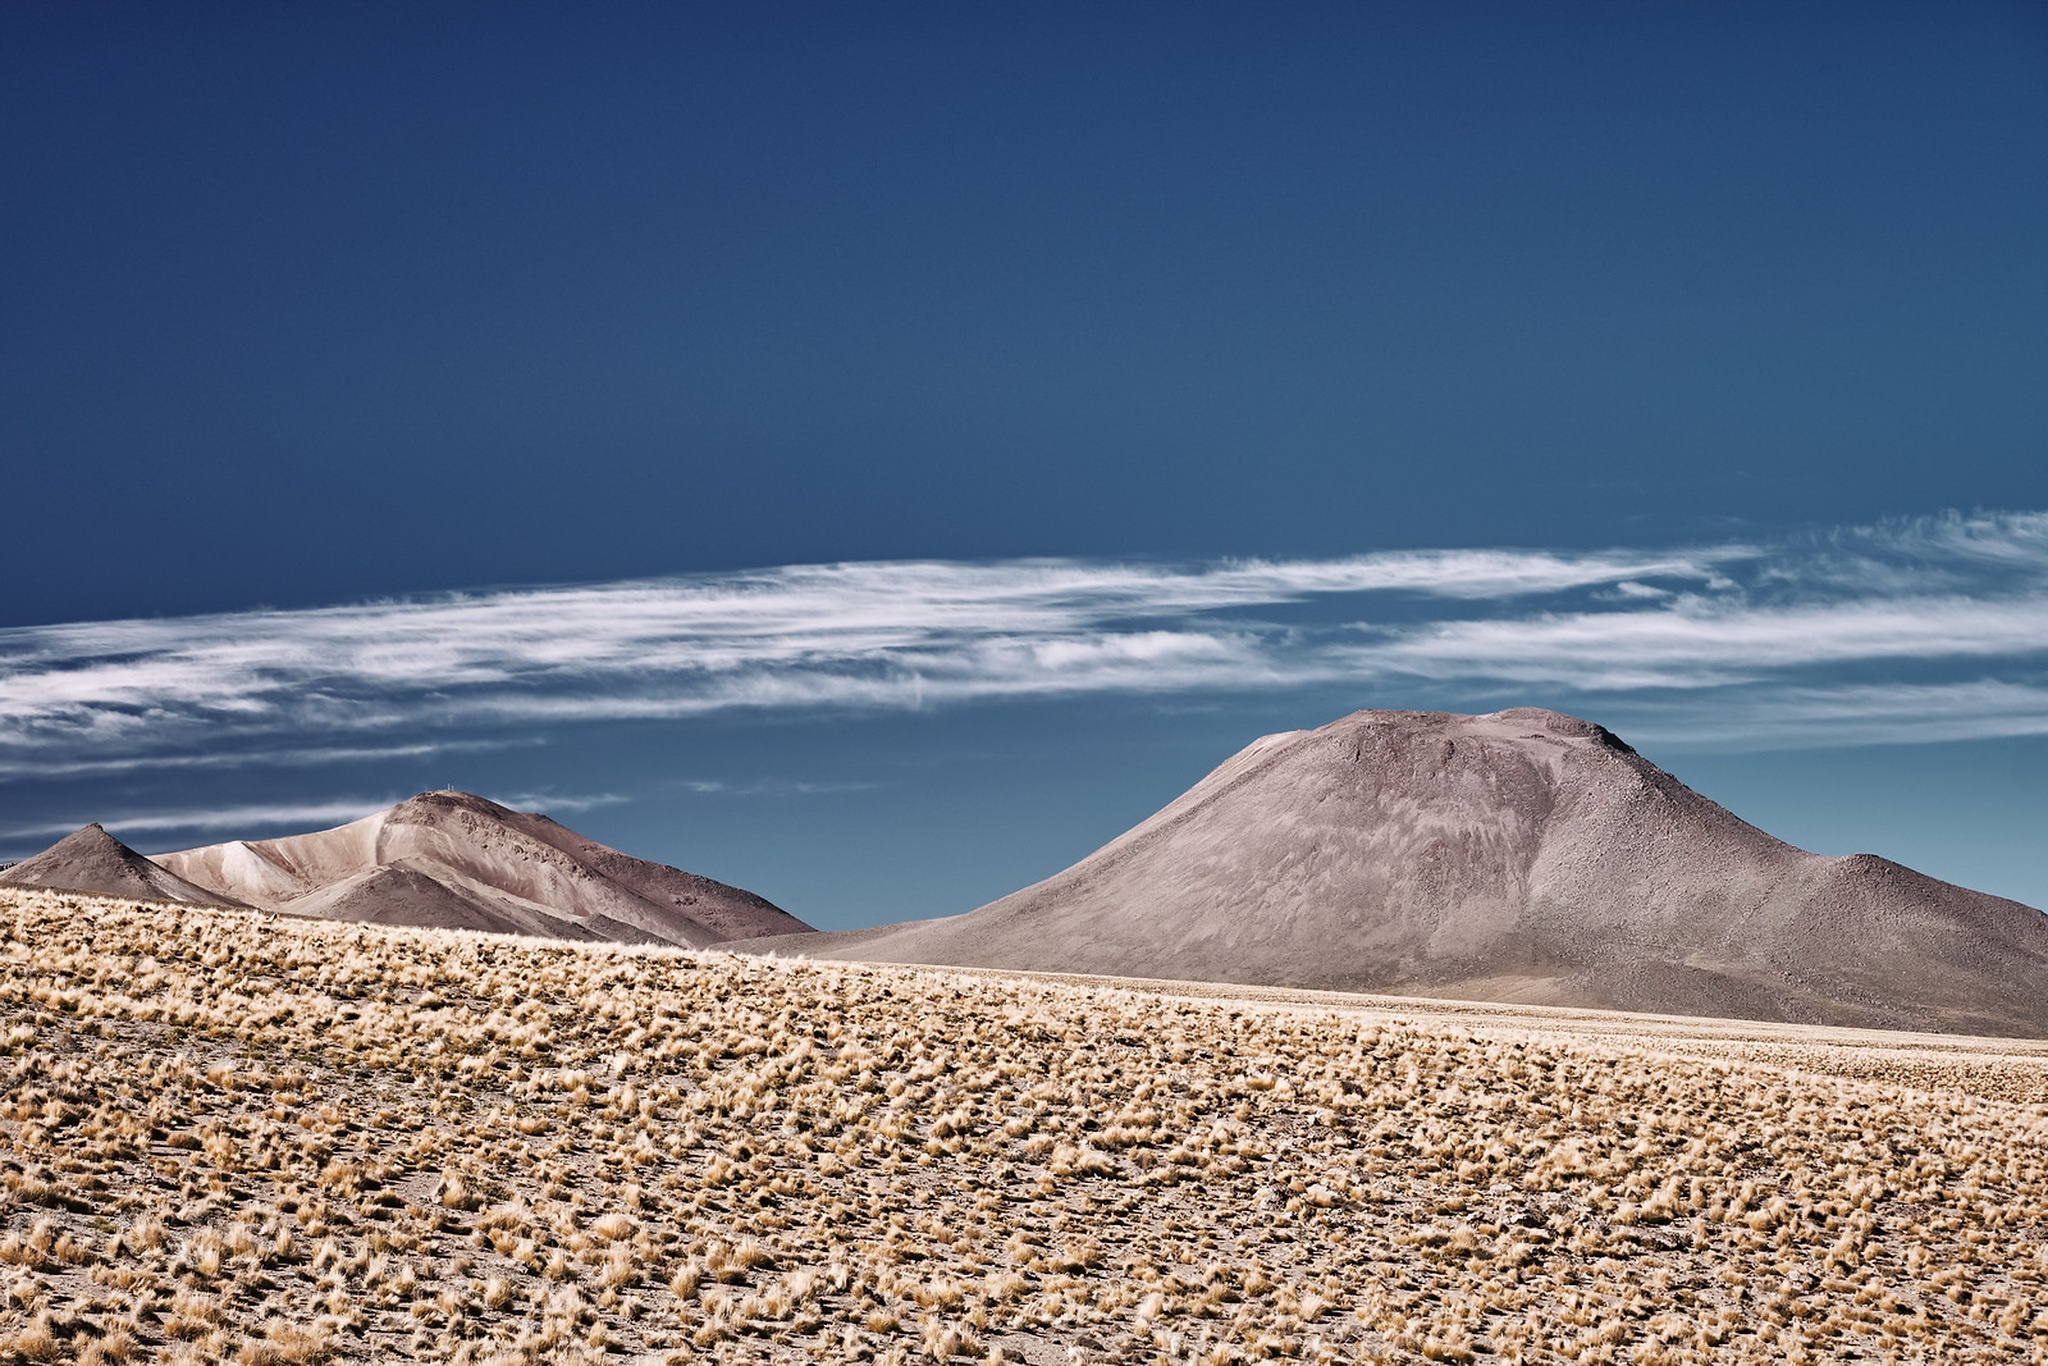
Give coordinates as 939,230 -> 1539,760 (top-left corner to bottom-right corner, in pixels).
1361,593 -> 2048,689
671,778 -> 886,796
0,548 -> 1733,747
1608,680 -> 2048,749
0,790 -> 629,849
0,738 -> 535,782
488,792 -> 631,815
1,511 -> 2045,754
0,798 -> 404,847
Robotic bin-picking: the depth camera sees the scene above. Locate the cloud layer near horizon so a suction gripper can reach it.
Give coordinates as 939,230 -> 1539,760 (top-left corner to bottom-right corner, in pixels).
5,511 -> 2048,773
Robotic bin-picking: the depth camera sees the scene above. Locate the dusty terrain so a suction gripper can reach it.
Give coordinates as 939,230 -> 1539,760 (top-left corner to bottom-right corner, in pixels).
4,888 -> 2048,1363
762,708 -> 2048,1036
152,791 -> 808,947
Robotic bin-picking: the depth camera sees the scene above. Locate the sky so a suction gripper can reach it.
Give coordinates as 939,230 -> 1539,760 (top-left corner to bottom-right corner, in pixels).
3,2 -> 2047,928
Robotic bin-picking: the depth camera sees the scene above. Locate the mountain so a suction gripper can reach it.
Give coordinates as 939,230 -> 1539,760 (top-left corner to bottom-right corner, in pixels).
153,790 -> 809,947
749,708 -> 2048,1036
0,823 -> 250,907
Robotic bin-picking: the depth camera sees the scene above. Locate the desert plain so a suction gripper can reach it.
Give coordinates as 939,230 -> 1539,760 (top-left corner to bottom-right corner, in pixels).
2,887 -> 2046,1364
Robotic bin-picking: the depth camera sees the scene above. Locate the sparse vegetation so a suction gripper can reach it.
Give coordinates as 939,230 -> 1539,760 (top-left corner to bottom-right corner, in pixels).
2,886 -> 2047,1362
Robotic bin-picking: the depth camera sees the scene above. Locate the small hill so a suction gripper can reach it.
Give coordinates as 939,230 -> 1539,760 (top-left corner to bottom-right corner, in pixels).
0,823 -> 249,906
154,790 -> 808,946
753,708 -> 2048,1036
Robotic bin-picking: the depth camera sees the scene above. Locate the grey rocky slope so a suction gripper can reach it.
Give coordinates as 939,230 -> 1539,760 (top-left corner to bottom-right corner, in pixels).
0,823 -> 249,907
155,790 -> 808,947
749,708 -> 2048,1036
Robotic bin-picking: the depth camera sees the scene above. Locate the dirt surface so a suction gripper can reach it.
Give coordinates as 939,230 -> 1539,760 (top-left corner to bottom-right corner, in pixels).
153,790 -> 808,948
750,708 -> 2048,1037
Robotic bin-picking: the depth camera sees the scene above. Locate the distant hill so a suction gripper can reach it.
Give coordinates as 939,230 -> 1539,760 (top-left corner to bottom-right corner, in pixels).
0,823 -> 249,907
749,708 -> 2048,1037
154,790 -> 808,947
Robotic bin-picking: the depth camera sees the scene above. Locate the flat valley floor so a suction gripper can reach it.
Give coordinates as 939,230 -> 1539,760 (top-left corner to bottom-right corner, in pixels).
2,888 -> 2046,1364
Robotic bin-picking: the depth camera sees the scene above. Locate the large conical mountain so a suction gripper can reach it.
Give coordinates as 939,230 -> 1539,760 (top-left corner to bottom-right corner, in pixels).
154,790 -> 809,947
0,823 -> 250,907
753,708 -> 2048,1036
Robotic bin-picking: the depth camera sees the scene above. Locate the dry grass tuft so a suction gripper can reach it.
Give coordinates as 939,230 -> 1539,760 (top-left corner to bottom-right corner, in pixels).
2,886 -> 2047,1362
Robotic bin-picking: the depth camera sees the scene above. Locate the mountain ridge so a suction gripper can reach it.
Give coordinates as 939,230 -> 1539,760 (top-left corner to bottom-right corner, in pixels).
147,790 -> 810,947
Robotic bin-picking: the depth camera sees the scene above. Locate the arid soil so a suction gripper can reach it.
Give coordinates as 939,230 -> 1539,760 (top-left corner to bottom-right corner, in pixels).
152,791 -> 807,947
762,709 -> 2048,1036
3,887 -> 2047,1364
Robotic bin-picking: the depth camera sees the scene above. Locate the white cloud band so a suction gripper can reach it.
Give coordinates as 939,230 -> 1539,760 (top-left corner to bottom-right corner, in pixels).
1,511 -> 2045,759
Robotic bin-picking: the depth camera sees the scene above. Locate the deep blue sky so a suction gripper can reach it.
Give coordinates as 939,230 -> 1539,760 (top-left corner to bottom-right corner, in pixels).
4,2 -> 2047,927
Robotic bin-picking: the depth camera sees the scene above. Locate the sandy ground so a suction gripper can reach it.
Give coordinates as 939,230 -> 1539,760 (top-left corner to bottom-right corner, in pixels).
3,887 -> 2047,1363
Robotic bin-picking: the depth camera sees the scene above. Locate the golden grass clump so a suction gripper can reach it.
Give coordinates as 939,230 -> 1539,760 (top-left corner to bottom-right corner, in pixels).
2,885 -> 2048,1362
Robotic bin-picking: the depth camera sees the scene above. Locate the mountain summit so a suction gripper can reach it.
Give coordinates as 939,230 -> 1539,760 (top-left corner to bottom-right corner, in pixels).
753,708 -> 2048,1036
154,790 -> 808,947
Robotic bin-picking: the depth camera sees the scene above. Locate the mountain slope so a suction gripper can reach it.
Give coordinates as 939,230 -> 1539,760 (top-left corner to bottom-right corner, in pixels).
0,823 -> 250,907
751,708 -> 2048,1036
155,790 -> 808,947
